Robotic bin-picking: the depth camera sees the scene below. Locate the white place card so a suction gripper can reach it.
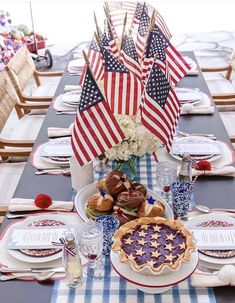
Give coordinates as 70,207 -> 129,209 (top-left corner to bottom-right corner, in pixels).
189,227 -> 235,250
7,227 -> 68,250
171,143 -> 221,155
41,145 -> 73,157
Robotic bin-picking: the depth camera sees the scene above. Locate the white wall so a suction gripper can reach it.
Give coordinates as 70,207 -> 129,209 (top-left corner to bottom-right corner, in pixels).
0,0 -> 234,45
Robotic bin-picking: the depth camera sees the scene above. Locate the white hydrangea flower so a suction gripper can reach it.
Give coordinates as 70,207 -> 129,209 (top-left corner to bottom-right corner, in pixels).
105,115 -> 161,161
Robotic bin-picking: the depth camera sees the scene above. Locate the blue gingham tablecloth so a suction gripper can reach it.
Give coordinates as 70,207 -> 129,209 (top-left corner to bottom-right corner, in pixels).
51,154 -> 215,303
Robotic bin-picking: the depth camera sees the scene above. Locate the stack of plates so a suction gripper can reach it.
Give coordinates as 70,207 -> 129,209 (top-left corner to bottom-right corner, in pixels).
7,215 -> 70,264
185,214 -> 235,270
67,58 -> 85,75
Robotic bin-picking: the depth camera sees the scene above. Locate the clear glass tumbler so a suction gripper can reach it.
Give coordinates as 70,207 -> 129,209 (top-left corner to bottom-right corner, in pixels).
78,221 -> 104,278
156,161 -> 178,205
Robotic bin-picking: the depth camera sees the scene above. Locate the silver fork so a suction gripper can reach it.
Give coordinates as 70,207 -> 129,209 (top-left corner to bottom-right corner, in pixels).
178,130 -> 216,138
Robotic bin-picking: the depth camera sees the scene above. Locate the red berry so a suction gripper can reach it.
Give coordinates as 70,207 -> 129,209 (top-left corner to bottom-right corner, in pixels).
34,194 -> 52,209
163,186 -> 170,192
196,160 -> 211,171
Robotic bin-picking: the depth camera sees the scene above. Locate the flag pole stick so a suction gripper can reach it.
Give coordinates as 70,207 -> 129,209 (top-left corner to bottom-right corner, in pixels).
94,12 -> 100,39
140,9 -> 155,64
103,5 -> 119,43
119,12 -> 127,53
130,2 -> 138,31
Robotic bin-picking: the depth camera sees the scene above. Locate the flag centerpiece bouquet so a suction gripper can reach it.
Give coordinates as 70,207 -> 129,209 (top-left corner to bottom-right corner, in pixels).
72,1 -> 191,179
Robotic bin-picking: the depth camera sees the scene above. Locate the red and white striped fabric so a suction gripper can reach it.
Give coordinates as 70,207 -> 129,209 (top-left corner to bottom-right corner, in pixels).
79,38 -> 104,86
72,65 -> 124,166
140,63 -> 180,151
155,11 -> 172,41
102,47 -> 143,116
104,20 -> 119,58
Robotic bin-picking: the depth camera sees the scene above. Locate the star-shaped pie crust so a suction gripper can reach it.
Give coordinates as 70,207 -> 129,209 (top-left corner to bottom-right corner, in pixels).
151,233 -> 160,240
135,248 -> 145,256
165,254 -> 174,262
151,251 -> 161,258
165,243 -> 174,251
138,230 -> 147,237
128,253 -> 136,262
150,241 -> 160,248
153,225 -> 162,232
137,239 -> 146,246
166,234 -> 175,241
147,260 -> 156,268
125,238 -> 134,245
127,229 -> 134,235
179,242 -> 186,249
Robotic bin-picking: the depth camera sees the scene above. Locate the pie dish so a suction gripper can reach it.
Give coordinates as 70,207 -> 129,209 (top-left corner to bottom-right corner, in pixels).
112,217 -> 195,275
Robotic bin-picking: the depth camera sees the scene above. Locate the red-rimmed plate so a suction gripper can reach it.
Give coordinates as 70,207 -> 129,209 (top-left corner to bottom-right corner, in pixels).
110,250 -> 198,293
185,214 -> 235,265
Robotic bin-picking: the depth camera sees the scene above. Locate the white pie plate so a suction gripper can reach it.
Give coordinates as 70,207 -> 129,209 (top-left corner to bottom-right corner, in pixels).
7,214 -> 71,264
110,250 -> 198,294
74,182 -> 174,222
170,136 -> 222,162
185,214 -> 235,266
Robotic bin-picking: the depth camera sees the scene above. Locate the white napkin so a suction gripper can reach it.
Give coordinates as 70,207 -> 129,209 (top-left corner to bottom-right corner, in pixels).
192,166 -> 235,177
64,85 -> 81,92
8,198 -> 74,212
47,127 -> 72,138
181,103 -> 214,115
191,265 -> 235,287
187,69 -> 199,76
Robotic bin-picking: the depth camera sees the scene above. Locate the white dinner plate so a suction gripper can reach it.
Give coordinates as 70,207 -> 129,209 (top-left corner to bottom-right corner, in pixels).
170,136 -> 222,163
174,87 -> 202,105
74,182 -> 173,222
7,214 -> 71,264
40,137 -> 72,166
185,214 -> 235,266
110,250 -> 198,293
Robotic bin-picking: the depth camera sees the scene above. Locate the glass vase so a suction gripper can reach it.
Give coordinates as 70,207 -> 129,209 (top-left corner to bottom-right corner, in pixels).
114,156 -> 137,181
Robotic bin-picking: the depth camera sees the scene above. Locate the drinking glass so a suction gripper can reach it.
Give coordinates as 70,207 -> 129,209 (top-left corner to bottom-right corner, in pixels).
171,181 -> 194,217
78,221 -> 104,277
156,161 -> 178,205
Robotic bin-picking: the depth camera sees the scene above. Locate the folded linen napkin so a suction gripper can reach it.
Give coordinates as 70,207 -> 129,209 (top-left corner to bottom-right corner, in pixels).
8,198 -> 74,212
192,166 -> 235,177
47,127 -> 72,138
64,85 -> 81,92
181,103 -> 214,115
191,265 -> 235,287
187,69 -> 199,76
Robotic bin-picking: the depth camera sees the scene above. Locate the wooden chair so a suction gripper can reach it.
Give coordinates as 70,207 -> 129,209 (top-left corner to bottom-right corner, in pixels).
0,70 -> 49,161
5,45 -> 62,107
201,50 -> 235,95
212,95 -> 235,145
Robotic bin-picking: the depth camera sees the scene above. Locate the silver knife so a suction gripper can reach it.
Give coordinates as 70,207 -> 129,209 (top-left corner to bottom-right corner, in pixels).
0,267 -> 65,273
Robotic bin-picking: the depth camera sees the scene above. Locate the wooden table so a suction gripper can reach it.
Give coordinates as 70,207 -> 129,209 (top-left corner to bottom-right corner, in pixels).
0,52 -> 234,303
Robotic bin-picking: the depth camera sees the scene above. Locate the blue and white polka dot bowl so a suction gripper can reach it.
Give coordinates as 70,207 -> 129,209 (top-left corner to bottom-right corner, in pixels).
95,216 -> 120,255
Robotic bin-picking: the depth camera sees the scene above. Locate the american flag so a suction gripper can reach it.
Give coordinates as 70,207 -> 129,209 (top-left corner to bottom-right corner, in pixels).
102,47 -> 143,116
105,2 -> 134,29
155,10 -> 172,41
140,63 -> 180,151
120,33 -> 141,78
79,37 -> 104,86
104,20 -> 119,58
142,26 -> 190,85
132,2 -> 144,25
136,6 -> 150,61
72,65 -> 125,166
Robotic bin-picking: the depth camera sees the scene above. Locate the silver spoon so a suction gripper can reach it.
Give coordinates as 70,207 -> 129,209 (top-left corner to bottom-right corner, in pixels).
195,205 -> 211,213
0,270 -> 55,281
